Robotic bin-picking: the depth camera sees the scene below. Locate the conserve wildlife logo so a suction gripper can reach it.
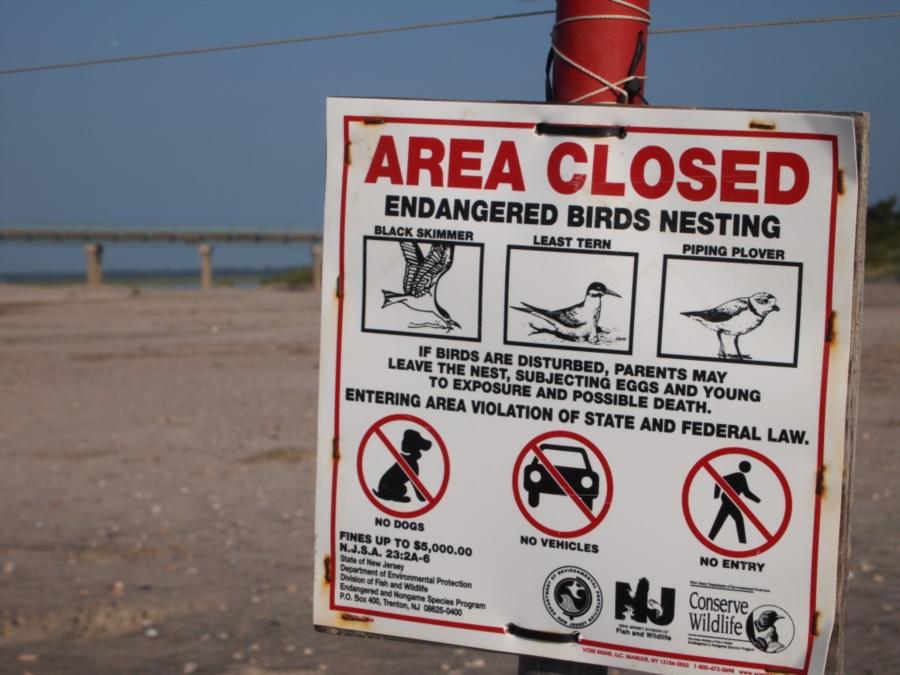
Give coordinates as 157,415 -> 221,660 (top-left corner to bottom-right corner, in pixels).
746,605 -> 794,653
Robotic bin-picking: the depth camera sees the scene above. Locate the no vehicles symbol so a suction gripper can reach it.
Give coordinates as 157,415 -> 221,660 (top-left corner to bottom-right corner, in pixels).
512,430 -> 613,539
357,413 -> 450,519
682,447 -> 792,558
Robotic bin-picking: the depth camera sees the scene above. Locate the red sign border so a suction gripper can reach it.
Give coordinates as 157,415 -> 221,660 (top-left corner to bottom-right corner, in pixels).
511,429 -> 614,538
681,446 -> 793,558
325,113 -> 842,675
356,413 -> 450,519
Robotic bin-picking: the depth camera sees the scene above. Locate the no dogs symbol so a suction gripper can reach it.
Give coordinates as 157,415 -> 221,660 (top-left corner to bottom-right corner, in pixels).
682,447 -> 792,558
512,430 -> 613,539
357,413 -> 450,518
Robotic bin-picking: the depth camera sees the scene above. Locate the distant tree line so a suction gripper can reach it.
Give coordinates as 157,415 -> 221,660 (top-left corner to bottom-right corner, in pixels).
867,197 -> 900,276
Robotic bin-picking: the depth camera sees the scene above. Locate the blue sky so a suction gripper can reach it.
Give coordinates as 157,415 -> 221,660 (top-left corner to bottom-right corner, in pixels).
1,1 -> 898,273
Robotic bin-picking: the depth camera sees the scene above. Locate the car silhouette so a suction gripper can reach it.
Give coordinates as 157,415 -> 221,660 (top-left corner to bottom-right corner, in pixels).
524,443 -> 600,509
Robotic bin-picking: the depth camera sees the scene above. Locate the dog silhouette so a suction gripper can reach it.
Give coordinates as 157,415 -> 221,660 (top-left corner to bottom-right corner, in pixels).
373,429 -> 432,503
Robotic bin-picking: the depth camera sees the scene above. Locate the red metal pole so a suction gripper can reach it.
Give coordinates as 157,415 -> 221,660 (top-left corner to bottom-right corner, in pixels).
515,4 -> 653,674
551,0 -> 650,104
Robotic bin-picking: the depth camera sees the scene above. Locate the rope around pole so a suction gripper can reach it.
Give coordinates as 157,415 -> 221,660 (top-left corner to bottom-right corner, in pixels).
551,0 -> 650,103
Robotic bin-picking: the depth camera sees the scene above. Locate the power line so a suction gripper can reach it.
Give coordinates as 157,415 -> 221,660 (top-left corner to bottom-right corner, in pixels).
0,9 -> 555,76
651,11 -> 900,35
2,10 -> 899,77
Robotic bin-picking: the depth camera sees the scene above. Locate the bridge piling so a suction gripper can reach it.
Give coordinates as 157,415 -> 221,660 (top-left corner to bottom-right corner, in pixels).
84,243 -> 103,286
198,244 -> 214,290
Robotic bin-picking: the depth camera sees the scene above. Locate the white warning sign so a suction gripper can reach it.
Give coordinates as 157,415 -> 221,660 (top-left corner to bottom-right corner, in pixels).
313,98 -> 862,675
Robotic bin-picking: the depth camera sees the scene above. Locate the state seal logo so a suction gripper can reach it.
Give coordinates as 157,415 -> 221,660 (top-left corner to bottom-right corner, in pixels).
542,566 -> 603,629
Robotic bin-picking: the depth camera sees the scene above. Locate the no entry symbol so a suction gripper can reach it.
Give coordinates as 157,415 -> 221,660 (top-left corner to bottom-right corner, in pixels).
512,430 -> 613,539
357,413 -> 450,519
682,447 -> 792,558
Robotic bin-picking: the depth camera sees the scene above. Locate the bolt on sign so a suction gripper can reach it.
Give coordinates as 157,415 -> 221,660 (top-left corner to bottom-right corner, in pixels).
313,98 -> 865,675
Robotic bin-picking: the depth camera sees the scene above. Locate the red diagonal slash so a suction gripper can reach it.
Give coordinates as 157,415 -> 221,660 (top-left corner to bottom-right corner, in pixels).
703,462 -> 774,542
529,443 -> 599,525
374,427 -> 435,504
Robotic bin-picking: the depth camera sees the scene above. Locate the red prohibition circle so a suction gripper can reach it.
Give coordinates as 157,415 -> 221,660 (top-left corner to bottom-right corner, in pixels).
356,413 -> 450,519
512,429 -> 613,539
681,447 -> 793,558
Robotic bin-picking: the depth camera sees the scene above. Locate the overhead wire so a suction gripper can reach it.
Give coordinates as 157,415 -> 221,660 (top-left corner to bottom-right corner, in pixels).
0,9 -> 555,76
650,11 -> 900,35
1,9 -> 899,77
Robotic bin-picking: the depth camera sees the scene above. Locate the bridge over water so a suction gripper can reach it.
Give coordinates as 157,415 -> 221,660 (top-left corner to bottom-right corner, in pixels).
0,227 -> 324,289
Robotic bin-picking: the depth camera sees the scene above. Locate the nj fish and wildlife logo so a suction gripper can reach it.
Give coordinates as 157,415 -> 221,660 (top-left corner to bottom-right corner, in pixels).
615,577 -> 675,625
614,577 -> 675,642
542,566 -> 603,629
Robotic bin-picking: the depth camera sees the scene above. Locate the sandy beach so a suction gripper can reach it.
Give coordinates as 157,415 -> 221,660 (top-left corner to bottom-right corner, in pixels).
0,283 -> 897,674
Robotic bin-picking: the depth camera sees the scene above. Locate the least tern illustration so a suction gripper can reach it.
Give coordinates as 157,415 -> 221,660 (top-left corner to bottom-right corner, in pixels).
682,291 -> 780,360
381,240 -> 460,332
512,282 -> 620,344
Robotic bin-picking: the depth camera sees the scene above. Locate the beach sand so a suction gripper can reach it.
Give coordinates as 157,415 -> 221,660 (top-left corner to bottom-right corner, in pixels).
0,283 -> 897,674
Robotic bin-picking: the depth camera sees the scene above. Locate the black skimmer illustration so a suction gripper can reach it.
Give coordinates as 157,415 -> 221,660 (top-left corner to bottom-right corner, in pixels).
511,282 -> 620,344
381,240 -> 460,332
682,291 -> 780,360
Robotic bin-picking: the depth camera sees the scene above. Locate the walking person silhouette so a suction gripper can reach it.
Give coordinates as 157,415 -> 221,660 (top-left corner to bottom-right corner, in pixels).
709,461 -> 761,544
